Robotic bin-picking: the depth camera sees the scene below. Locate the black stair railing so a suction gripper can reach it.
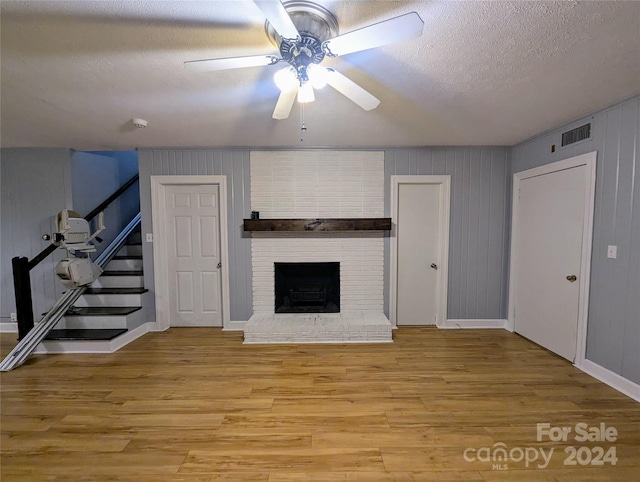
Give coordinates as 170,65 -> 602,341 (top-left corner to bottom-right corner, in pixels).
11,174 -> 139,339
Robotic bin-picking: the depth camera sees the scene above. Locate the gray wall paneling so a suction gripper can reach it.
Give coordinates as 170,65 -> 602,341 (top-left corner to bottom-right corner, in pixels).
141,148 -> 510,324
1,148 -> 72,322
138,149 -> 252,323
512,95 -> 640,385
71,151 -> 140,258
384,148 -> 511,320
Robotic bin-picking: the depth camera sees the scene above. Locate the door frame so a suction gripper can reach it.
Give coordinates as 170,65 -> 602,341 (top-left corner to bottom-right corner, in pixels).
508,151 -> 596,367
390,175 -> 451,327
151,175 -> 231,331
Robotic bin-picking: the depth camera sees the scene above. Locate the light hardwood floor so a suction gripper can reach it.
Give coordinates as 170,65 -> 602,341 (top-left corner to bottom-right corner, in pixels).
1,327 -> 638,481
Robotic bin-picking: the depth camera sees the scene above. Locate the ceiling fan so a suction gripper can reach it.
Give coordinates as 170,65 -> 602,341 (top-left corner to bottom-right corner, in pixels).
185,0 -> 424,120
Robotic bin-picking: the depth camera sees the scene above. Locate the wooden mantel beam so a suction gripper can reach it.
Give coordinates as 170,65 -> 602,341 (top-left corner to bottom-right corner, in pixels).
243,218 -> 392,232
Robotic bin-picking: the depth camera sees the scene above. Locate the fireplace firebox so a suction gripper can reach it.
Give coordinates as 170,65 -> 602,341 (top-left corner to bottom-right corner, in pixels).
274,262 -> 340,313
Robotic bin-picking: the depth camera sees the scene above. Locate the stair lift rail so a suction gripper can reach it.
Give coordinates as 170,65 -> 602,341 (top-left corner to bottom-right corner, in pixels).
0,213 -> 141,372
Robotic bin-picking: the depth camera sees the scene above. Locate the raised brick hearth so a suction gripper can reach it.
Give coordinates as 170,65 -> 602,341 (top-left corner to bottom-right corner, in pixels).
244,312 -> 392,344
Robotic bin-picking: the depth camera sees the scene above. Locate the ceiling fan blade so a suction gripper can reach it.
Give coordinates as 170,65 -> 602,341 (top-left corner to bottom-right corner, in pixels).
184,54 -> 280,72
325,69 -> 380,111
273,87 -> 298,120
254,0 -> 300,41
322,12 -> 424,57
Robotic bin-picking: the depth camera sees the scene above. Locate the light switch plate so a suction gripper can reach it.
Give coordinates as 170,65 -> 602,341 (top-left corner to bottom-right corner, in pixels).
146,233 -> 153,242
607,245 -> 617,259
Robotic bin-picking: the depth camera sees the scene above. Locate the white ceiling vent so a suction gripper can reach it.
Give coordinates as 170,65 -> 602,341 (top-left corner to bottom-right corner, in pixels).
561,123 -> 591,147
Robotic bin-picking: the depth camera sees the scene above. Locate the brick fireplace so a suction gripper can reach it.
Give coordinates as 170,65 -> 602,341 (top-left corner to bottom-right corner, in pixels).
243,150 -> 392,343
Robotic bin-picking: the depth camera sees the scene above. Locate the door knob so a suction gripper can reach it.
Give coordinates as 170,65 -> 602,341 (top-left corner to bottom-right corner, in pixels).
217,262 -> 222,269
566,275 -> 577,282
430,263 -> 438,270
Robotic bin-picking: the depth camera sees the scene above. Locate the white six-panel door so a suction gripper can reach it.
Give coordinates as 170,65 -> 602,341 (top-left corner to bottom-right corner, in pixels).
164,184 -> 222,327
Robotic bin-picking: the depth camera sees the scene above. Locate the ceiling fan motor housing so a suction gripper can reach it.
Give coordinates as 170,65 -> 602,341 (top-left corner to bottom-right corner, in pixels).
265,1 -> 339,80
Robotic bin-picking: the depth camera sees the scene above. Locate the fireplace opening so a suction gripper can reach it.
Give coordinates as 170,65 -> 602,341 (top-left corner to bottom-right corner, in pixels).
274,262 -> 340,313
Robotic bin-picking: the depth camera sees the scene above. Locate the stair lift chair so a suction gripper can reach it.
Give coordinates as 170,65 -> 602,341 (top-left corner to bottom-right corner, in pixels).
53,209 -> 105,288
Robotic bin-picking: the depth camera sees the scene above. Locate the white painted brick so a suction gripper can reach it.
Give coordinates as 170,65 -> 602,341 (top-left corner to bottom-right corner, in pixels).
250,151 -> 385,318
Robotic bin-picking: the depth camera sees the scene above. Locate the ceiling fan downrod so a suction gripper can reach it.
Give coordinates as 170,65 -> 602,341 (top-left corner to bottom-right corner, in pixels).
265,1 -> 339,84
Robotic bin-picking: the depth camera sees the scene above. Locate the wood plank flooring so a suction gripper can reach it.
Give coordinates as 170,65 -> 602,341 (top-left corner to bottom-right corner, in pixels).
1,327 -> 638,481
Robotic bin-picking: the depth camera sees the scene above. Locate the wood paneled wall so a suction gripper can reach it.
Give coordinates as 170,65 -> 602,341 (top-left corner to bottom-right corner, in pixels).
0,148 -> 72,321
71,151 -> 140,257
512,95 -> 640,385
384,148 -> 511,320
138,149 -> 253,322
139,147 -> 511,324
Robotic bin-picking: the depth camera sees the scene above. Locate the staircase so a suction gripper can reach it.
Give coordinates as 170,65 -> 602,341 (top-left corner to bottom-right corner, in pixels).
42,231 -> 147,345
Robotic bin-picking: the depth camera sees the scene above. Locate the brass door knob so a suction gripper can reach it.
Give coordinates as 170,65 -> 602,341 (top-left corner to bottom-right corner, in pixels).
566,275 -> 577,282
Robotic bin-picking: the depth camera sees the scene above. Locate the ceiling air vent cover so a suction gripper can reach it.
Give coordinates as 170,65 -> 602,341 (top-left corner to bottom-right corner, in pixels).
561,123 -> 591,147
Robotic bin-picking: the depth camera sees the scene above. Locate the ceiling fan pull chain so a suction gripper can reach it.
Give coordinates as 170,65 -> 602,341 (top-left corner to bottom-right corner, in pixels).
300,103 -> 307,142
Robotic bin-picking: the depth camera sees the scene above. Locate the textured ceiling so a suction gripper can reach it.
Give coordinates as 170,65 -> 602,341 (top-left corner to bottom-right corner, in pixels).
1,0 -> 639,149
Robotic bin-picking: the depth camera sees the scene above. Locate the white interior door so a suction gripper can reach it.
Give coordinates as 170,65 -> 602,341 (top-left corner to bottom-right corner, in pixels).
164,184 -> 222,327
396,182 -> 442,325
513,165 -> 588,361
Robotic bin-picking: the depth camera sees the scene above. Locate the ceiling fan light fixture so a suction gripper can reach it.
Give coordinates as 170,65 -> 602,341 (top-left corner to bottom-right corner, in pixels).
185,1 -> 425,120
297,81 -> 315,103
307,64 -> 328,89
274,66 -> 298,91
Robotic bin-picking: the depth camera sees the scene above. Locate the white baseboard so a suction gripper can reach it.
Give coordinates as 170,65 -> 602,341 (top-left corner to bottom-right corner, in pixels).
221,319 -> 509,331
244,339 -> 393,345
34,322 -> 154,354
150,322 -> 169,332
440,319 -> 508,329
578,359 -> 640,403
109,322 -> 154,350
0,322 -> 18,333
223,320 -> 247,331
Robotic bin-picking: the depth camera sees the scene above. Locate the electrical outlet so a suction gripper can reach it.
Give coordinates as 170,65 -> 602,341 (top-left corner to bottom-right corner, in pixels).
10,312 -> 17,322
146,233 -> 153,242
607,245 -> 617,259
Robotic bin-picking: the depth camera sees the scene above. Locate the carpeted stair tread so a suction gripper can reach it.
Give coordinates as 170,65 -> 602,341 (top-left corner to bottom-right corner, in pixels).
45,328 -> 128,341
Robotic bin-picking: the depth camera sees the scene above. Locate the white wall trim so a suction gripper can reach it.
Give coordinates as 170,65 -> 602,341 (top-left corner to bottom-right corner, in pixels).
0,322 -> 18,333
390,175 -> 451,328
508,151 -> 597,367
222,320 -> 247,331
34,322 -> 154,354
579,359 -> 640,403
441,319 -> 508,329
244,339 -> 393,345
151,175 -> 231,331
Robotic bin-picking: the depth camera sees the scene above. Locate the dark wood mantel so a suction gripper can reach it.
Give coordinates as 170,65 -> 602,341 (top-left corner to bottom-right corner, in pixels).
243,218 -> 392,232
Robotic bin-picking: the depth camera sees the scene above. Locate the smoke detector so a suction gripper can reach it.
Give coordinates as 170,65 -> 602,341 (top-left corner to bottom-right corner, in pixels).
131,118 -> 148,128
